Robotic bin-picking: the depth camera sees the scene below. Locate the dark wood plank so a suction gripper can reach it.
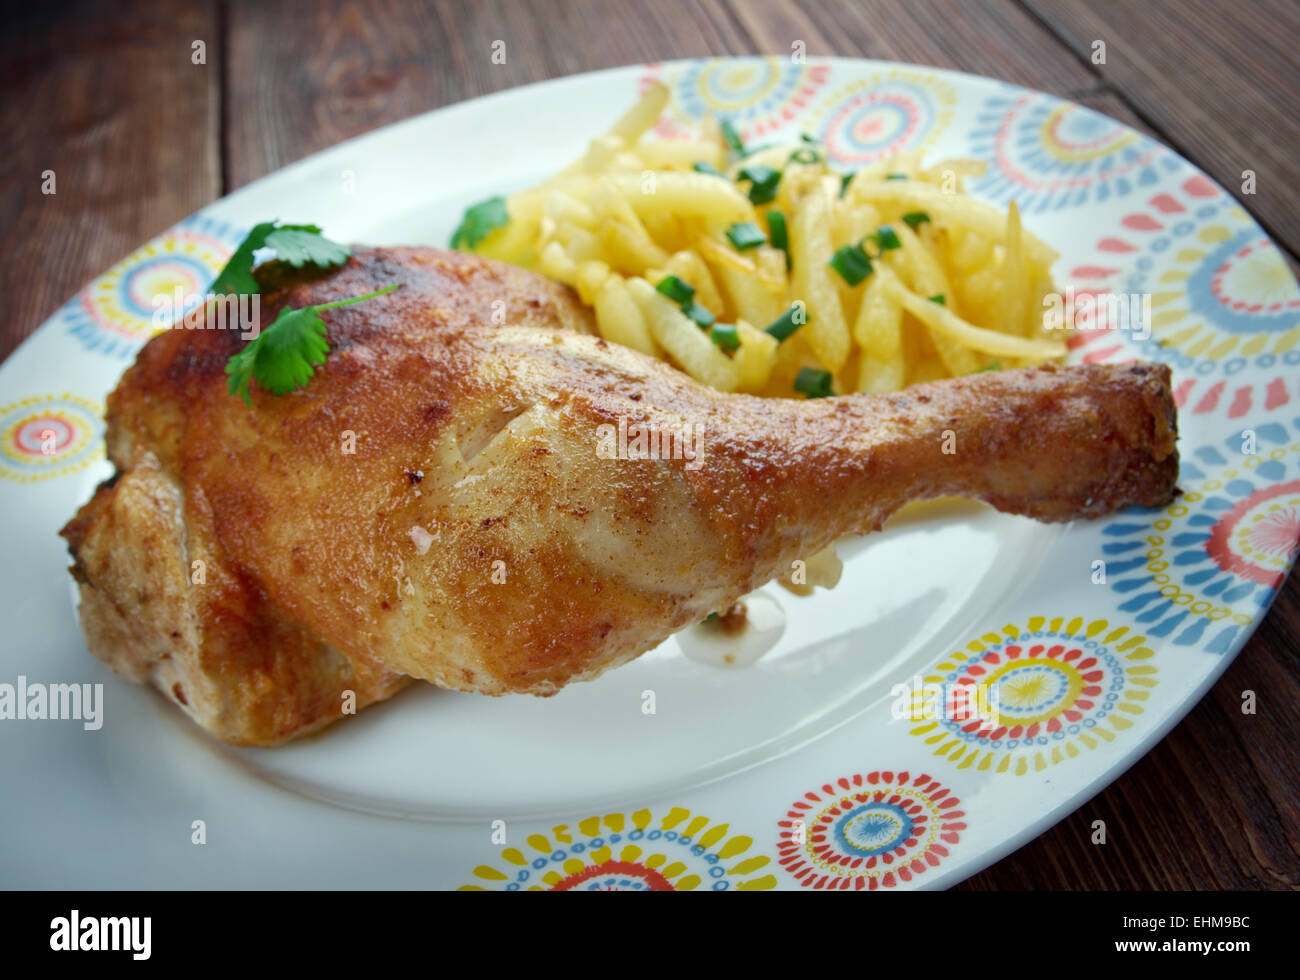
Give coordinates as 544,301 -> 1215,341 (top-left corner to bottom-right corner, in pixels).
223,0 -> 755,189
1024,0 -> 1300,260
0,0 -> 220,363
727,0 -> 1158,136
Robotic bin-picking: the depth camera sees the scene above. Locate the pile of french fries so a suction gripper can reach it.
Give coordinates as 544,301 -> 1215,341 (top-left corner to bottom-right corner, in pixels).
461,82 -> 1069,397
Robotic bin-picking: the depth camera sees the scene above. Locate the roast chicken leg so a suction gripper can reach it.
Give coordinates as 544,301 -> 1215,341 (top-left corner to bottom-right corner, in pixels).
62,247 -> 1179,745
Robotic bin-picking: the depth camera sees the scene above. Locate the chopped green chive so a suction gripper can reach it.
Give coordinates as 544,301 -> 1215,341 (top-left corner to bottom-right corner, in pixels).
764,305 -> 804,342
829,244 -> 874,286
726,221 -> 767,251
720,119 -> 745,158
655,274 -> 695,304
788,148 -> 820,164
692,160 -> 724,177
800,132 -> 818,143
710,323 -> 739,350
682,300 -> 716,329
766,210 -> 788,253
902,211 -> 931,231
794,367 -> 835,399
840,171 -> 856,197
736,164 -> 781,205
929,294 -> 946,305
865,225 -> 901,254
767,210 -> 790,270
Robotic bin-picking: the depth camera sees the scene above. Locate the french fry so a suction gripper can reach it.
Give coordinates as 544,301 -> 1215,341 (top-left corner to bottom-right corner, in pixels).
593,275 -> 658,356
732,319 -> 779,392
598,219 -> 670,275
538,240 -> 578,286
635,139 -> 724,171
715,260 -> 784,330
791,184 -> 851,371
626,277 -> 740,391
608,81 -> 669,143
1000,200 -> 1028,336
608,172 -> 754,226
894,283 -> 1067,359
576,260 -> 612,306
853,267 -> 906,393
893,223 -> 978,375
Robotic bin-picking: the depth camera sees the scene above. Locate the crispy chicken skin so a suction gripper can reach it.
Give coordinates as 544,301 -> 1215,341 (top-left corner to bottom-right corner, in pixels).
62,246 -> 1179,745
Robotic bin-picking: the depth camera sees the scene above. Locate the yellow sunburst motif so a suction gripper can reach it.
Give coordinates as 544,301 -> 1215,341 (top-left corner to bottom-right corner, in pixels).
906,616 -> 1159,776
1140,216 -> 1300,362
460,807 -> 776,891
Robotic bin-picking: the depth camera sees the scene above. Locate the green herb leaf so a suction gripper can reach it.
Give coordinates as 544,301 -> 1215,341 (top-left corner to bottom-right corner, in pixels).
725,221 -> 767,251
929,293 -> 946,305
450,196 -> 510,251
209,221 -> 275,296
764,305 -> 804,343
794,367 -> 835,399
902,211 -> 931,231
263,225 -> 351,269
788,147 -> 820,164
840,171 -> 856,198
692,160 -> 724,177
972,361 -> 1003,373
885,173 -> 908,181
736,164 -> 781,205
710,323 -> 739,350
829,244 -> 873,286
210,221 -> 351,296
226,285 -> 397,405
682,300 -> 716,329
656,275 -> 695,304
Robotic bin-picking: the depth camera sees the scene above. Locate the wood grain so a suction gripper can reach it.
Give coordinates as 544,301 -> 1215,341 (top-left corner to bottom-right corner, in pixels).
1024,0 -> 1300,260
0,0 -> 1295,890
0,0 -> 219,363
223,0 -> 754,190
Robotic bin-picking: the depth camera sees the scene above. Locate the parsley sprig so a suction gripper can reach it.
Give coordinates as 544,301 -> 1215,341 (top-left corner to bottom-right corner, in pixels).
209,221 -> 350,296
226,286 -> 397,405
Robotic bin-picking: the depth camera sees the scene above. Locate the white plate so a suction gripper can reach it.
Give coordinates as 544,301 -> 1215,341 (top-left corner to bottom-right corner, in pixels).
3,58 -> 1297,890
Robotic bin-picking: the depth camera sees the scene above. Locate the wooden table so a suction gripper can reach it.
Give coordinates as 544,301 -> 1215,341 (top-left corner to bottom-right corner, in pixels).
3,0 -> 1296,889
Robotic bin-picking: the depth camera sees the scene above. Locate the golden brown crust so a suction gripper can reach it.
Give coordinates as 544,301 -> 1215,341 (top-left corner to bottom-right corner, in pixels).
62,246 -> 1178,741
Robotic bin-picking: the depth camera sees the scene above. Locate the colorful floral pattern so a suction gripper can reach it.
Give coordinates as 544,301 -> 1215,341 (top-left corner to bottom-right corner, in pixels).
1066,177 -> 1300,426
461,807 -> 776,891
777,771 -> 964,889
907,617 -> 1158,773
969,91 -> 1180,212
643,58 -> 829,143
0,394 -> 104,482
808,70 -> 956,165
1102,419 -> 1300,653
63,215 -> 245,358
